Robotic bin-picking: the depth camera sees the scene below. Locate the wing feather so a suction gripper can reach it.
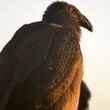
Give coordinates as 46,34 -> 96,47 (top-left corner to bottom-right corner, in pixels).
0,22 -> 83,110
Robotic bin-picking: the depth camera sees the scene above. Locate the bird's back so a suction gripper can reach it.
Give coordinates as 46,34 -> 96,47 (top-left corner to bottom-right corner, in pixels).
0,22 -> 83,110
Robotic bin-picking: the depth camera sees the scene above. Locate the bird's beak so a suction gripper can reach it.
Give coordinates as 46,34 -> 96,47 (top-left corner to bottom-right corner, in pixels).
80,15 -> 93,32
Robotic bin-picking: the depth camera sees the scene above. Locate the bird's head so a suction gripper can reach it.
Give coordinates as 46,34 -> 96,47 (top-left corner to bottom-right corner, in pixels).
43,1 -> 93,32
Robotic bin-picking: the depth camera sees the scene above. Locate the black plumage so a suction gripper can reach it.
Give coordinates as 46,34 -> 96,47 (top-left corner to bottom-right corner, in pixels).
0,1 -> 93,110
78,81 -> 91,110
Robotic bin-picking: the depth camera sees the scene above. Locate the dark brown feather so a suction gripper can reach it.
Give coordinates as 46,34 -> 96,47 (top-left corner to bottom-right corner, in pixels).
0,1 -> 92,110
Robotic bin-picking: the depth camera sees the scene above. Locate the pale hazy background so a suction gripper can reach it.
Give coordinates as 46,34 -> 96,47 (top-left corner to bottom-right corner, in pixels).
0,0 -> 110,110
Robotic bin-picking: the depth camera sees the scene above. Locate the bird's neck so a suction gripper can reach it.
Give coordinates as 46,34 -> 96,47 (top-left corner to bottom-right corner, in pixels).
59,21 -> 81,42
43,17 -> 81,42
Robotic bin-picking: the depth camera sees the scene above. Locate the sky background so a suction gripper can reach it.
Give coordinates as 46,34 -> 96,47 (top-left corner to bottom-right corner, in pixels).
0,0 -> 110,110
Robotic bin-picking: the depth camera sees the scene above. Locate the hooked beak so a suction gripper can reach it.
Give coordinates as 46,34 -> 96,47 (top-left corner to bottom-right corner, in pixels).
80,15 -> 93,32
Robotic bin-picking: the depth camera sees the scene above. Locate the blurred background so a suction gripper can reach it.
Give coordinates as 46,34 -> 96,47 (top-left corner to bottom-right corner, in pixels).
0,0 -> 110,109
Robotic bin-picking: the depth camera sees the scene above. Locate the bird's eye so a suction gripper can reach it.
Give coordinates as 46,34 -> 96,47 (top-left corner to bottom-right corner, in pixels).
59,11 -> 68,17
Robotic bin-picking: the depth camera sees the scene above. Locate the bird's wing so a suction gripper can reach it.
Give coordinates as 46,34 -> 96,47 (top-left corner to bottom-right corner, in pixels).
0,24 -> 28,110
0,23 -> 83,109
36,27 -> 83,107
